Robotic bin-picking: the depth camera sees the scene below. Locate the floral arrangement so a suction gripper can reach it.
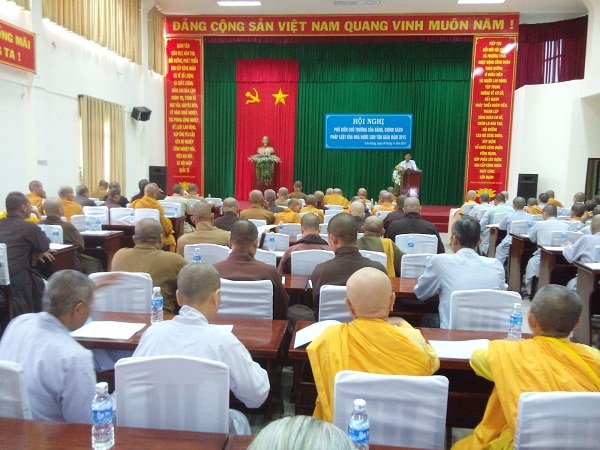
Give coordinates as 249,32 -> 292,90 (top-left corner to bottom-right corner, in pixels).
249,154 -> 281,186
392,166 -> 404,192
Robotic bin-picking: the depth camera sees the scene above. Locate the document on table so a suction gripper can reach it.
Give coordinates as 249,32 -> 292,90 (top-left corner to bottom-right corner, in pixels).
70,321 -> 146,340
294,320 -> 340,348
49,243 -> 71,250
80,230 -> 113,236
428,339 -> 490,360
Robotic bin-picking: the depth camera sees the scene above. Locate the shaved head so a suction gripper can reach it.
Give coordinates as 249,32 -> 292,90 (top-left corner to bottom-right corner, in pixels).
191,202 -> 213,221
467,190 -> 477,201
346,267 -> 394,318
144,183 -> 160,198
134,218 -> 163,243
300,213 -> 320,234
530,285 -> 582,338
249,190 -> 263,204
42,197 -> 64,217
403,197 -> 421,213
348,201 -> 365,218
364,216 -> 384,234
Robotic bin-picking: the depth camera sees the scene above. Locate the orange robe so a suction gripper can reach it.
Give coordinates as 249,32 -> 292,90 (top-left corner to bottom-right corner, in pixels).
130,195 -> 176,252
525,205 -> 543,215
323,194 -> 350,209
300,205 -> 325,223
276,208 -> 301,224
25,193 -> 45,215
452,337 -> 600,450
60,198 -> 83,222
307,318 -> 439,423
547,198 -> 564,208
371,202 -> 395,215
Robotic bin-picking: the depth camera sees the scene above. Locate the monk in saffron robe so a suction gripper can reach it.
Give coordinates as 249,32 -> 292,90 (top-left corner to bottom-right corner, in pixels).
452,284 -> 600,450
130,182 -> 176,252
307,267 -> 439,423
58,185 -> 84,222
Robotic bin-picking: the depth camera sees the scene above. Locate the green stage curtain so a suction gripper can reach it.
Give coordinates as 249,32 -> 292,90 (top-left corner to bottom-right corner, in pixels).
204,42 -> 472,205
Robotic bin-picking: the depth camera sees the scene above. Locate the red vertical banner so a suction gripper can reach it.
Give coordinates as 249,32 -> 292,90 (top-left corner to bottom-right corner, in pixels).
465,36 -> 517,199
165,38 -> 203,192
235,59 -> 298,200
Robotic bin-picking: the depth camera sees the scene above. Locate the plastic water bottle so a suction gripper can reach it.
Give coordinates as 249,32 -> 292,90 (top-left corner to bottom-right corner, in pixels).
52,229 -> 60,244
348,398 -> 370,450
594,245 -> 600,263
94,218 -> 102,232
267,231 -> 276,251
151,287 -> 163,323
193,248 -> 202,263
560,231 -> 568,246
85,216 -> 92,231
507,303 -> 523,340
91,382 -> 114,450
129,209 -> 135,223
279,221 -> 284,233
407,235 -> 415,254
0,243 -> 8,285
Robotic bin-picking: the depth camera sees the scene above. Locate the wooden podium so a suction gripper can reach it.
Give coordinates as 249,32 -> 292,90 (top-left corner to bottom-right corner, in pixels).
402,169 -> 421,197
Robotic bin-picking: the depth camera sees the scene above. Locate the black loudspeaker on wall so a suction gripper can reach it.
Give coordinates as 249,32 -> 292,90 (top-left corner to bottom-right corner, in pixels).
131,106 -> 152,121
517,173 -> 538,200
149,166 -> 167,193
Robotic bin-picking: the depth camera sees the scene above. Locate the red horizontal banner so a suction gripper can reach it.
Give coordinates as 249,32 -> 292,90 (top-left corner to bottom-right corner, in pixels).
165,14 -> 519,37
0,19 -> 35,73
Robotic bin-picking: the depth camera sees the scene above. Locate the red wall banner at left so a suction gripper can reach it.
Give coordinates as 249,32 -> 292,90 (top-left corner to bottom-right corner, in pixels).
0,19 -> 35,73
164,38 -> 203,193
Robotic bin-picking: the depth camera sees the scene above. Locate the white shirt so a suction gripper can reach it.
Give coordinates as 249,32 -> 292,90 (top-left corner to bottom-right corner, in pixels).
480,203 -> 514,228
469,202 -> 490,220
529,217 -> 570,246
414,248 -> 507,328
563,233 -> 600,263
133,305 -> 269,408
0,312 -> 96,424
400,160 -> 418,171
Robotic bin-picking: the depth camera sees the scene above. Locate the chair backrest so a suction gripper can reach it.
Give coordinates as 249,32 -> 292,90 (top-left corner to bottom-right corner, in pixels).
557,207 -> 571,218
38,224 -> 63,244
70,214 -> 87,232
395,234 -> 438,254
320,222 -> 328,233
206,197 -> 223,208
550,230 -> 569,246
254,249 -> 277,267
318,285 -> 352,322
158,201 -> 182,218
278,223 -> 301,237
492,210 -> 511,225
514,392 -> 600,449
400,253 -> 434,278
291,249 -> 335,275
566,231 -> 583,244
323,213 -> 337,224
510,220 -> 532,235
183,243 -> 230,264
0,360 -> 32,419
333,371 -> 449,448
448,289 -> 522,331
94,200 -> 105,206
375,210 -> 392,219
566,221 -> 580,231
82,206 -> 110,224
326,205 -> 344,212
461,203 -> 475,216
530,214 -> 543,221
134,208 -> 160,224
358,250 -> 387,268
269,233 -> 289,251
109,207 -> 135,225
89,272 -> 153,313
186,199 -> 202,209
218,279 -> 273,319
115,356 -> 230,433
248,219 -> 267,227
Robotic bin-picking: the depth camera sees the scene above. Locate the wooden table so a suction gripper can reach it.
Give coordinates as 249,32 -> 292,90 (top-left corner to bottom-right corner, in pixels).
508,233 -> 537,292
486,226 -> 506,258
574,262 -> 600,345
169,216 -> 185,241
224,434 -> 420,450
102,223 -> 135,248
37,244 -> 78,278
0,417 -> 227,449
81,230 -> 124,271
538,245 -> 576,289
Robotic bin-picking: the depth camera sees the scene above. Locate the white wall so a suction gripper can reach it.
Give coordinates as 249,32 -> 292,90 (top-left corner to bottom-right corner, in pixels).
0,0 -> 165,201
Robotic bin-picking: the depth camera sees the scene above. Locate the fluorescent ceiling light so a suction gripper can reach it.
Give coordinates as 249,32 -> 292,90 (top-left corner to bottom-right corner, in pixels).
217,1 -> 262,6
458,0 -> 505,4
335,1 -> 381,5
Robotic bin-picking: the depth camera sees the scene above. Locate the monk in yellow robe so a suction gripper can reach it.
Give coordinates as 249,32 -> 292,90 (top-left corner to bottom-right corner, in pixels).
452,284 -> 600,450
276,199 -> 301,224
323,188 -> 350,209
307,267 -> 439,423
130,183 -> 176,252
300,195 -> 325,223
25,180 -> 47,216
58,185 -> 83,222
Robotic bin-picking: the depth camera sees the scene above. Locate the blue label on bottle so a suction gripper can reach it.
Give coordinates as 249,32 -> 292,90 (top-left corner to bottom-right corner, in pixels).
151,298 -> 163,308
509,313 -> 522,326
92,403 -> 112,424
348,426 -> 370,444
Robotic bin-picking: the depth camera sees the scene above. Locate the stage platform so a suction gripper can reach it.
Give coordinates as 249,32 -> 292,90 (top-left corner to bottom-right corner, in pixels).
235,201 -> 453,233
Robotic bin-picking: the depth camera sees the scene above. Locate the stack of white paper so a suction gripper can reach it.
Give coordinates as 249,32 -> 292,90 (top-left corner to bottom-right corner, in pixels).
428,339 -> 490,360
70,321 -> 146,340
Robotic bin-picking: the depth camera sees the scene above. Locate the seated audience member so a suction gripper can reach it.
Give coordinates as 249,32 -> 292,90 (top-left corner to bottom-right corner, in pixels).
248,415 -> 355,450
133,263 -> 269,434
300,194 -> 324,223
111,218 -> 188,313
25,180 -> 47,215
453,285 -> 600,450
524,197 -> 542,215
479,192 -> 513,255
277,213 -> 330,275
525,204 -> 570,295
176,202 -> 231,255
371,191 -> 395,215
323,188 -> 350,209
130,179 -> 149,202
73,185 -> 96,207
414,217 -> 507,328
275,187 -> 289,207
264,189 -> 285,214
348,201 -> 366,232
357,216 -> 403,277
386,186 -> 398,203
579,199 -> 598,230
537,192 -> 549,208
573,191 -> 586,205
240,190 -> 275,225
469,192 -> 491,220
322,188 -> 334,205
89,180 -> 108,200
454,190 -> 477,218
495,197 -> 532,264
310,213 -> 387,308
0,192 -> 53,315
40,198 -> 102,274
383,194 -> 407,229
213,197 -> 242,231
385,197 -> 445,253
276,198 -> 302,224
569,202 -> 586,225
562,214 -> 600,290
213,220 -> 289,320
184,183 -> 205,201
58,185 -> 84,222
104,181 -> 129,207
288,180 -> 308,200
164,183 -> 193,216
0,270 -> 97,423
314,190 -> 327,211
130,182 -> 176,252
546,189 -> 563,207
104,188 -> 123,209
357,187 -> 371,205
307,267 -> 439,422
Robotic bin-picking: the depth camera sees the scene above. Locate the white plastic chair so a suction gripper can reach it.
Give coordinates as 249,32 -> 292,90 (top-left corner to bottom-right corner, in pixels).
566,231 -> 583,243
206,197 -> 223,208
133,208 -> 160,224
278,223 -> 301,237
115,356 -> 230,433
550,230 -> 570,246
291,249 -> 335,275
461,203 -> 475,216
89,272 -> 153,313
262,233 -> 289,251
326,205 -> 344,212
514,392 -> 600,449
358,250 -> 387,268
158,201 -> 182,218
557,207 -> 571,218
448,289 -> 522,331
510,220 -> 532,235
254,249 -> 277,267
38,224 -> 63,244
396,234 -> 438,254
109,208 -> 135,225
82,206 -> 109,225
400,253 -> 434,278
218,279 -> 273,319
0,360 -> 32,419
187,199 -> 202,209
248,219 -> 267,227
333,371 -> 449,448
320,222 -> 328,233
318,285 -> 352,322
70,214 -> 87,232
183,243 -> 230,265
323,214 -> 337,224
375,210 -> 392,219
